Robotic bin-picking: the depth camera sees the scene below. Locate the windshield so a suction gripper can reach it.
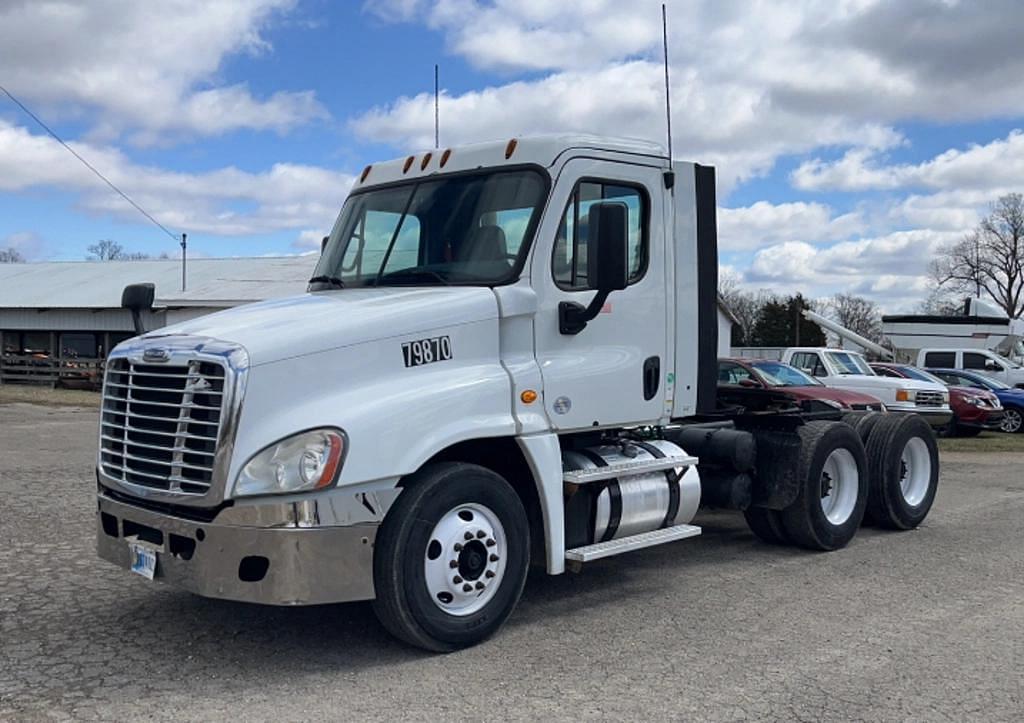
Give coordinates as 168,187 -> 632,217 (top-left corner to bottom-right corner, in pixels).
826,351 -> 874,375
752,361 -> 822,387
897,366 -> 945,385
991,351 -> 1022,369
312,169 -> 548,288
972,373 -> 1011,390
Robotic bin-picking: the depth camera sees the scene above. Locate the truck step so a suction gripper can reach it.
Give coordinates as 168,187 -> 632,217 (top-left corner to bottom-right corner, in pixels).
562,454 -> 698,484
565,524 -> 702,563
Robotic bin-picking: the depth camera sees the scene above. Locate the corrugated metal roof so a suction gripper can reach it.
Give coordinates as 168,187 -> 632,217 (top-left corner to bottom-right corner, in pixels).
0,256 -> 317,309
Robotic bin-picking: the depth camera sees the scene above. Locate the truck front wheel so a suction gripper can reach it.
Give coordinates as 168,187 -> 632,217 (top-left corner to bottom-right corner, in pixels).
372,462 -> 530,652
780,421 -> 869,551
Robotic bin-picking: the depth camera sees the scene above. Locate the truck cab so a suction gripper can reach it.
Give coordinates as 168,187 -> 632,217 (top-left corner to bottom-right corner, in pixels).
95,136 -> 940,651
782,347 -> 951,428
917,348 -> 1024,389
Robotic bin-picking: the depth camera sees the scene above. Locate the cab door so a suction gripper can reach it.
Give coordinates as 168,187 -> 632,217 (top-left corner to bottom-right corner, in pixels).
531,158 -> 669,430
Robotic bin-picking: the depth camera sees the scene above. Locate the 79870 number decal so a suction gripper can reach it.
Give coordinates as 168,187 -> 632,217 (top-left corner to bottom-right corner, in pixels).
401,335 -> 453,367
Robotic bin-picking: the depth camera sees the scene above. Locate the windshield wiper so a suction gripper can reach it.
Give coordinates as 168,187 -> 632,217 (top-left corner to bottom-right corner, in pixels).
308,275 -> 344,289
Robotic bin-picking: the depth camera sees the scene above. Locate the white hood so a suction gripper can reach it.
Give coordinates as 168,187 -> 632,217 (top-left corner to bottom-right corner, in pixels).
842,375 -> 943,392
144,287 -> 499,366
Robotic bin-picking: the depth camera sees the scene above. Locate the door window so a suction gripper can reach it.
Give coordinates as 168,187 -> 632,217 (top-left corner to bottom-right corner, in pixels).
718,362 -> 753,385
964,352 -> 999,371
553,180 -> 647,289
790,352 -> 827,377
924,351 -> 956,367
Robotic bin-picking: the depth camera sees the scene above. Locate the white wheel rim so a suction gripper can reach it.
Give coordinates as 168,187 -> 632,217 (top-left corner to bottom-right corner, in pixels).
819,448 -> 859,525
899,437 -> 931,506
423,502 -> 506,617
1002,409 -> 1022,433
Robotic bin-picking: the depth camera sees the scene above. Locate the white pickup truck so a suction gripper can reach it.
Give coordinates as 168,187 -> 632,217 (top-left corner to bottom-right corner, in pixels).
916,348 -> 1024,389
782,347 -> 952,429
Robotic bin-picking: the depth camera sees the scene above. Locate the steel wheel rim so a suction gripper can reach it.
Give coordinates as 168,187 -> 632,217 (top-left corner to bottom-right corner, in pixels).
899,437 -> 931,507
423,502 -> 506,617
819,448 -> 859,525
1002,408 -> 1022,433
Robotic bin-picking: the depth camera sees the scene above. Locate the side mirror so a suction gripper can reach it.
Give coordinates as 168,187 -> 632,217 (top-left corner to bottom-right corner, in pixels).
559,202 -> 629,335
985,360 -> 1003,371
121,283 -> 155,336
738,378 -> 762,388
586,202 -> 629,293
321,235 -> 329,254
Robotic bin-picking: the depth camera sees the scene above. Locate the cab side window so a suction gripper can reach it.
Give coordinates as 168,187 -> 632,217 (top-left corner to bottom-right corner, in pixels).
790,352 -> 826,377
964,352 -> 998,371
553,181 -> 647,289
924,351 -> 955,368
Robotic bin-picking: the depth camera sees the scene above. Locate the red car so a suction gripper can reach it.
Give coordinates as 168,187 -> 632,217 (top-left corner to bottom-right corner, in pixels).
718,358 -> 886,412
870,362 -> 1004,437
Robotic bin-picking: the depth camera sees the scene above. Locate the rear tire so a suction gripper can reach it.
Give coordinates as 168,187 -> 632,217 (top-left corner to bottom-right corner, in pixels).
842,411 -> 885,443
863,414 -> 940,530
372,462 -> 530,652
780,421 -> 869,551
743,507 -> 790,545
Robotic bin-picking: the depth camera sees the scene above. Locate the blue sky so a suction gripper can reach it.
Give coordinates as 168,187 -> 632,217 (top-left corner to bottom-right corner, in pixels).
2,0 -> 1023,311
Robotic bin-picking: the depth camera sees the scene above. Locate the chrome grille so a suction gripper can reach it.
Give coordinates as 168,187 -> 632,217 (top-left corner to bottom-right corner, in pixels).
100,358 -> 227,496
915,391 -> 945,408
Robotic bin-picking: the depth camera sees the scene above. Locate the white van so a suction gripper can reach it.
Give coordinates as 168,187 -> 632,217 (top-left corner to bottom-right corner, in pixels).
917,348 -> 1024,389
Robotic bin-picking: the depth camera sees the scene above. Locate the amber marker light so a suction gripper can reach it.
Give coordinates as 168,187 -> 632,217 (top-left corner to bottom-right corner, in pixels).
359,165 -> 372,183
504,138 -> 518,159
520,389 -> 538,404
440,148 -> 452,167
403,155 -> 415,173
420,152 -> 433,170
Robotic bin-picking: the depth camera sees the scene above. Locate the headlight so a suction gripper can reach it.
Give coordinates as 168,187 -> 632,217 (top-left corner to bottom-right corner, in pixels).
941,391 -> 950,403
966,396 -> 983,407
895,389 -> 915,402
233,428 -> 346,497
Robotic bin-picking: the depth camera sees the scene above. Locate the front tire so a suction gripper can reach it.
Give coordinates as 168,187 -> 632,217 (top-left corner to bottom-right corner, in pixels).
1001,406 -> 1023,434
780,421 -> 869,551
372,462 -> 530,652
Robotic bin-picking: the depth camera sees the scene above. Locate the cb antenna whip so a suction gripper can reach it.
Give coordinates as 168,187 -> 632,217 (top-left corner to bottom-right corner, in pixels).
661,3 -> 673,162
434,64 -> 440,149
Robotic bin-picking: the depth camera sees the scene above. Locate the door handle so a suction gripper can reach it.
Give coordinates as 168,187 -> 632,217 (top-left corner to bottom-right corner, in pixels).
643,356 -> 660,401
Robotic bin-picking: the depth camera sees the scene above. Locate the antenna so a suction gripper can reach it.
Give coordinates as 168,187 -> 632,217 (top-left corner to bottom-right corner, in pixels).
180,233 -> 187,292
434,63 -> 440,149
661,3 -> 673,162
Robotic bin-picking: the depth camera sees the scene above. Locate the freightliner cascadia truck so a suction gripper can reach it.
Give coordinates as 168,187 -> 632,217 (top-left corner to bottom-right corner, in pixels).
95,135 -> 940,651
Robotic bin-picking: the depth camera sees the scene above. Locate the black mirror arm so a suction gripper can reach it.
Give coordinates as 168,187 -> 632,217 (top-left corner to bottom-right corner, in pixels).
129,309 -> 145,336
558,289 -> 612,335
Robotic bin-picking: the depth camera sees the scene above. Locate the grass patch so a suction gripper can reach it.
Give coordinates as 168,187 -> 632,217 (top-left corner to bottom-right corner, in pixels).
938,430 -> 1024,453
0,385 -> 101,408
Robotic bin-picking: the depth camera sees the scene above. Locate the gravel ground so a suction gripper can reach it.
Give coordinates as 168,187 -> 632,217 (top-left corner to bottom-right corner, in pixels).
1,403 -> 1022,721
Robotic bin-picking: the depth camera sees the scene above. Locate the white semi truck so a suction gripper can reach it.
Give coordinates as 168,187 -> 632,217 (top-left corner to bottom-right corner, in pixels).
95,136 -> 939,651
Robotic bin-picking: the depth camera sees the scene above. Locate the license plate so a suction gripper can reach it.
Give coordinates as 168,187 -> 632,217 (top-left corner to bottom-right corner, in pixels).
129,541 -> 158,580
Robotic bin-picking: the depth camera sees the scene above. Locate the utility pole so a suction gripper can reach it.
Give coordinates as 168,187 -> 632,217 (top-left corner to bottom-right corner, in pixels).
180,233 -> 187,292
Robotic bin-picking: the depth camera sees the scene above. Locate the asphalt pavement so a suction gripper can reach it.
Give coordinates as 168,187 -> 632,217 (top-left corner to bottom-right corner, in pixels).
1,403 -> 1022,721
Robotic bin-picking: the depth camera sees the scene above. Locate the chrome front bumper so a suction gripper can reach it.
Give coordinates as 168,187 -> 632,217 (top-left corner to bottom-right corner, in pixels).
96,491 -> 378,605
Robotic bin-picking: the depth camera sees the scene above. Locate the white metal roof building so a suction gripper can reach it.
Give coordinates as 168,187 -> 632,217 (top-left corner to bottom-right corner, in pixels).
0,256 -> 316,359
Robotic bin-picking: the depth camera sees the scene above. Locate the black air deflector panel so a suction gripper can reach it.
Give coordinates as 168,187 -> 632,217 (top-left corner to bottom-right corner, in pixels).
694,164 -> 719,416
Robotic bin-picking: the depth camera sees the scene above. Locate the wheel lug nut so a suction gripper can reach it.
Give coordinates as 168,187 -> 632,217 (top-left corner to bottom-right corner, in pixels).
462,583 -> 473,593
485,539 -> 496,547
475,581 -> 485,590
476,530 -> 486,539
485,570 -> 495,579
489,554 -> 499,562
449,560 -> 459,569
464,531 -> 474,540
454,543 -> 463,552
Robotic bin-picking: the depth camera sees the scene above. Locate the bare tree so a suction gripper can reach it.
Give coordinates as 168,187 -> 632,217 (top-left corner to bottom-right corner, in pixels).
86,239 -> 151,261
822,293 -> 883,342
931,193 -> 1024,319
0,247 -> 25,263
917,287 -> 961,316
718,272 -> 773,346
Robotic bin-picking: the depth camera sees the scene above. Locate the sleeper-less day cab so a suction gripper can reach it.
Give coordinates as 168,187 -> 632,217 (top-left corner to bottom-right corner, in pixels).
95,136 -> 940,651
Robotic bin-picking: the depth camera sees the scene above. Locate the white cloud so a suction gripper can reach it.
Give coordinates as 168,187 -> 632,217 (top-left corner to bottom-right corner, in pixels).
0,0 -> 326,141
0,120 -> 353,237
718,201 -> 864,251
793,130 -> 1024,193
1,231 -> 46,260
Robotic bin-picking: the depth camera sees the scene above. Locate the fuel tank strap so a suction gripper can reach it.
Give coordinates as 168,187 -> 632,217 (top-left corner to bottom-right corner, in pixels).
578,448 -> 622,543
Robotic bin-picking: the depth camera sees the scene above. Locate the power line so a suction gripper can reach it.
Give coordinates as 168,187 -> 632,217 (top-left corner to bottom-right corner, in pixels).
0,83 -> 181,242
